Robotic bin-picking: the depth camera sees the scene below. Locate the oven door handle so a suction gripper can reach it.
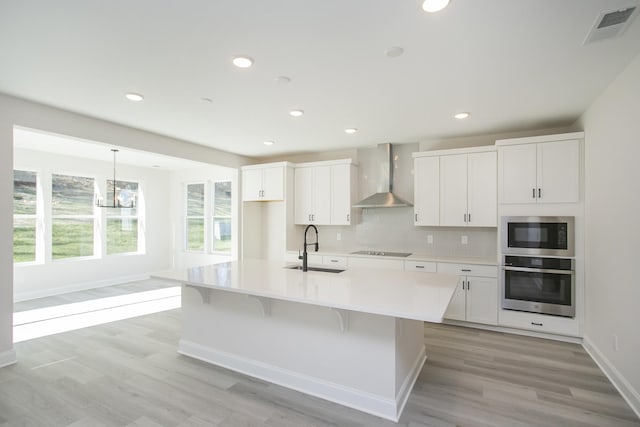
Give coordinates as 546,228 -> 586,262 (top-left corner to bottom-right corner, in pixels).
502,266 -> 574,275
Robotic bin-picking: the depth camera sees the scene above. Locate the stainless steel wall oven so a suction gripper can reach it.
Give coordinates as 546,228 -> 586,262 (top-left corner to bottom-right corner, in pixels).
501,216 -> 575,318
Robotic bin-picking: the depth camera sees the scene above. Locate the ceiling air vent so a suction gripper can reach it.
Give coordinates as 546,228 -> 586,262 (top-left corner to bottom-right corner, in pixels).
583,6 -> 639,45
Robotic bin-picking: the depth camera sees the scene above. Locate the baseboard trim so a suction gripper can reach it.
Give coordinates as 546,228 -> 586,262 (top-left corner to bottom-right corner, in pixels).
583,335 -> 640,419
14,273 -> 151,302
395,345 -> 427,420
0,348 -> 17,368
179,339 -> 404,422
443,319 -> 583,344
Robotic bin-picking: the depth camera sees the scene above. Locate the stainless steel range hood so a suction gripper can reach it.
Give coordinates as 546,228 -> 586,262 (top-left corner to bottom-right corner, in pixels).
353,143 -> 413,208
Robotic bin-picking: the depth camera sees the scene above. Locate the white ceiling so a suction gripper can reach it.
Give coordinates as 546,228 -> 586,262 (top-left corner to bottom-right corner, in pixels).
1,1 -> 639,159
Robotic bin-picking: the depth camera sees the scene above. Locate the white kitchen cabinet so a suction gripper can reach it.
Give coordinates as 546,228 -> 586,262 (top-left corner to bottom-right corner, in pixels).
242,164 -> 285,201
330,163 -> 356,225
439,262 -> 498,325
498,309 -> 580,337
413,148 -> 496,227
440,151 -> 497,227
497,134 -> 581,204
294,160 -> 357,225
413,156 -> 439,226
294,165 -> 331,224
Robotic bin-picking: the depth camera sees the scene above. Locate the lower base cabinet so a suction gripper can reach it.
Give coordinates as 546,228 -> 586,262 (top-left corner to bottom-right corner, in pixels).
439,263 -> 498,326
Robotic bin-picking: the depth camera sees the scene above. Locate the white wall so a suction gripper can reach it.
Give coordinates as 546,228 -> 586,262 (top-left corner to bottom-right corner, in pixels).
13,148 -> 172,300
578,52 -> 640,415
169,165 -> 239,269
0,93 -> 251,365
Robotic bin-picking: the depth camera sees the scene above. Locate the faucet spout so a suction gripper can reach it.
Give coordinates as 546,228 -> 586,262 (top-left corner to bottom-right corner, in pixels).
302,224 -> 319,272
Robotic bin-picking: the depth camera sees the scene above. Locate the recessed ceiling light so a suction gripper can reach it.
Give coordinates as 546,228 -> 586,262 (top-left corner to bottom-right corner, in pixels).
200,97 -> 213,104
345,128 -> 358,134
422,0 -> 450,13
384,47 -> 404,58
125,92 -> 144,102
289,109 -> 304,117
232,56 -> 253,68
263,140 -> 275,146
454,112 -> 470,119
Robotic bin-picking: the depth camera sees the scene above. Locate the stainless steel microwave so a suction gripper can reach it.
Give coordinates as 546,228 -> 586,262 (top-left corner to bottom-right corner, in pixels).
501,216 -> 574,257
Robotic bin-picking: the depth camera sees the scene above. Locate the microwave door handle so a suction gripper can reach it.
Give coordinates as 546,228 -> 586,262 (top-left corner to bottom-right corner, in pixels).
503,266 -> 574,275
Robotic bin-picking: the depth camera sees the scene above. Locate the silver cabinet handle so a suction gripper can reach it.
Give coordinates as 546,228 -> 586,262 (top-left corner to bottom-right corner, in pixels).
468,213 -> 471,223
415,213 -> 418,222
464,213 -> 467,223
330,259 -> 338,263
461,269 -> 471,272
538,188 -> 542,198
347,214 -> 350,222
467,280 -> 470,290
532,188 -> 536,198
416,265 -> 424,269
531,322 -> 543,327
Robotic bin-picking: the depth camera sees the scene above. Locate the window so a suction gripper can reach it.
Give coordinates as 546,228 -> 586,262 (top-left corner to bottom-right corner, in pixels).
212,181 -> 232,253
13,170 -> 38,263
186,183 -> 205,251
106,180 -> 139,254
51,174 -> 95,259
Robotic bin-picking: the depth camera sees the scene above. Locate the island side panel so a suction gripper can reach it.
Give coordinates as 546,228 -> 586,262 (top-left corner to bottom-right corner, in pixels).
179,285 -> 420,421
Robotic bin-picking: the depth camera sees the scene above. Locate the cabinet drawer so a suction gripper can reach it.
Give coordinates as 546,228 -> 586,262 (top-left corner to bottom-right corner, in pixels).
347,257 -> 404,270
404,260 -> 437,273
323,256 -> 347,268
498,309 -> 580,337
437,263 -> 497,278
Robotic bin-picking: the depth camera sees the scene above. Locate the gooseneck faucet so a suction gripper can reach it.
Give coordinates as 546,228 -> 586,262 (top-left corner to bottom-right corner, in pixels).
301,224 -> 319,272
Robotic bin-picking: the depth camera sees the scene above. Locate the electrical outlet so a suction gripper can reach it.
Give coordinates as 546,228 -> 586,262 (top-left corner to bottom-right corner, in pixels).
461,235 -> 468,245
613,334 -> 619,351
336,233 -> 341,241
427,235 -> 434,244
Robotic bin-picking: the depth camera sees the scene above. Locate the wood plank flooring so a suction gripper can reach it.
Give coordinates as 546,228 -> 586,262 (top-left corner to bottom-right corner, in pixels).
2,280 -> 638,426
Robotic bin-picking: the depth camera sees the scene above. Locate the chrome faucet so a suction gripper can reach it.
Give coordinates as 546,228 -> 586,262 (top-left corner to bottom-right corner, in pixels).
300,224 -> 319,272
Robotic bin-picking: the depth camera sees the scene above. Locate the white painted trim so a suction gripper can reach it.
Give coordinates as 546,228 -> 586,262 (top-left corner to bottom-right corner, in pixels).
14,273 -> 151,302
179,339 -> 403,422
495,131 -> 584,146
294,158 -> 357,168
583,335 -> 640,419
395,345 -> 427,420
240,161 -> 294,170
0,348 -> 17,368
412,144 -> 496,158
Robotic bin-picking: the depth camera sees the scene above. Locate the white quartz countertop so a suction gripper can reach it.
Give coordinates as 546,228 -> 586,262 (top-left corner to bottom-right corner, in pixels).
287,249 -> 497,266
153,259 -> 460,323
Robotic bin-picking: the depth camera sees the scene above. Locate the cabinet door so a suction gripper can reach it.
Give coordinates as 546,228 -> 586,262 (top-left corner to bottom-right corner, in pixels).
330,164 -> 352,225
414,156 -> 439,226
311,166 -> 331,224
262,166 -> 284,200
440,154 -> 468,226
444,278 -> 466,321
537,140 -> 580,203
242,169 -> 264,201
294,167 -> 313,224
499,144 -> 537,204
465,276 -> 498,325
467,151 -> 497,227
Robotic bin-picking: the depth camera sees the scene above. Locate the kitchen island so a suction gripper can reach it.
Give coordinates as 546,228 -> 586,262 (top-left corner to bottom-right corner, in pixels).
154,259 -> 459,422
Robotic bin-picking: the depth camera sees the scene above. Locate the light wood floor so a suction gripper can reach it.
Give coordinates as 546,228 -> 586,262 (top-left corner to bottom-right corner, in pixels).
2,280 -> 638,426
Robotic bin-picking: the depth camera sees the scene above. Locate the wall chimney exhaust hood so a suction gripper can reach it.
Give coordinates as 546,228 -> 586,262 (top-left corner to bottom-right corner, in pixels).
353,143 -> 413,208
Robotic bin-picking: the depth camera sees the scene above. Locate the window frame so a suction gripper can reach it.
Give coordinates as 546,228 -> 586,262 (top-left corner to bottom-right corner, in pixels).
105,179 -> 141,256
211,180 -> 232,254
50,173 -> 97,261
13,169 -> 41,265
184,181 -> 206,253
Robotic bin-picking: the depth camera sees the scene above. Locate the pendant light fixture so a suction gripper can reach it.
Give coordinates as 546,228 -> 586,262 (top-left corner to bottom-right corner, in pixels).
96,149 -> 135,208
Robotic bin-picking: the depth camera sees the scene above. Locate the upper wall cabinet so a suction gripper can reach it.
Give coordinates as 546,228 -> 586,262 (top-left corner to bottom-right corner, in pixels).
294,159 -> 357,225
242,163 -> 286,201
496,132 -> 583,204
413,147 -> 497,227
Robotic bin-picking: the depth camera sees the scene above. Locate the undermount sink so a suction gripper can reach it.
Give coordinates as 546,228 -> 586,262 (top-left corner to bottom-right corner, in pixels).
286,265 -> 345,273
